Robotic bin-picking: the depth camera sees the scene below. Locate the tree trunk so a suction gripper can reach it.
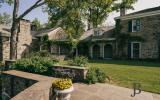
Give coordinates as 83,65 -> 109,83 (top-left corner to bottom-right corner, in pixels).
9,0 -> 45,60
10,0 -> 19,60
10,21 -> 19,60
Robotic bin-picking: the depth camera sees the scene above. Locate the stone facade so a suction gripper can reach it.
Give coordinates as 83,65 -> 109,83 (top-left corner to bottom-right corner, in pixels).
0,37 -> 10,61
17,20 -> 32,59
52,65 -> 88,82
119,14 -> 160,59
0,19 -> 32,61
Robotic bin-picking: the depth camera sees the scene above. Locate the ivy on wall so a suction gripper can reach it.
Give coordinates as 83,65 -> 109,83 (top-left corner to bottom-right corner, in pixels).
115,19 -> 145,58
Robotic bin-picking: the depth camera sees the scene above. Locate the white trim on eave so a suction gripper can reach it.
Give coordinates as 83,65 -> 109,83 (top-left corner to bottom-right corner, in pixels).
115,10 -> 160,20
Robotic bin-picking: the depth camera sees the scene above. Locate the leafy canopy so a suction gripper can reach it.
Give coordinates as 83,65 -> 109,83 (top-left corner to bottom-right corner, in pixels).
0,12 -> 12,25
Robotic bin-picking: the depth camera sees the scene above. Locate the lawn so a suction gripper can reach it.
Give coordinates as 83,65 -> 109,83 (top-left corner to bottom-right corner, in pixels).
60,59 -> 160,93
88,60 -> 160,94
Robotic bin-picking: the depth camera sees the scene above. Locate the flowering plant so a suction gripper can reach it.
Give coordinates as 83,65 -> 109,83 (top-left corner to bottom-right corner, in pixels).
53,78 -> 72,90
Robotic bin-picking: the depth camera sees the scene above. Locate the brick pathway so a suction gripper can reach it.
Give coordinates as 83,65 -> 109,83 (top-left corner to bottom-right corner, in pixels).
71,83 -> 160,100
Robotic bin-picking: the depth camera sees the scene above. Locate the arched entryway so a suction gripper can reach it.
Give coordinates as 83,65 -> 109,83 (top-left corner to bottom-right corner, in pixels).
104,44 -> 113,59
92,44 -> 100,59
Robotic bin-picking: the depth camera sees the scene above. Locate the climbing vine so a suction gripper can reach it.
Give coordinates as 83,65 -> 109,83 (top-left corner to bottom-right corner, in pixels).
115,19 -> 145,58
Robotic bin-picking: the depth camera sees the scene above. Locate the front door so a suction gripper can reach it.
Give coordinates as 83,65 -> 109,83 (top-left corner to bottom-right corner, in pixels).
104,44 -> 113,59
131,42 -> 141,59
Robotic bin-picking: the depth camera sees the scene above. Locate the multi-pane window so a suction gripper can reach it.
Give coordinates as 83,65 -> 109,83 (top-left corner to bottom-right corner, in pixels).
94,29 -> 101,36
128,19 -> 141,32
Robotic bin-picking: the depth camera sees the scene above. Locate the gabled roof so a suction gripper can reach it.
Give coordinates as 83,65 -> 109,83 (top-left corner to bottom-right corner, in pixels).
0,25 -> 11,37
126,6 -> 160,16
115,6 -> 160,20
34,27 -> 68,41
80,26 -> 115,41
34,27 -> 58,37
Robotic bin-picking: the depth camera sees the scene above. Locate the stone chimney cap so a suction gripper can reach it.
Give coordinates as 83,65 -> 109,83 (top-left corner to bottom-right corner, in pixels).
21,19 -> 30,23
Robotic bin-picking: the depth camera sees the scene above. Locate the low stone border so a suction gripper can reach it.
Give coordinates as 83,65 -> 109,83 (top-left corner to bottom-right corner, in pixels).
52,65 -> 88,82
1,70 -> 57,100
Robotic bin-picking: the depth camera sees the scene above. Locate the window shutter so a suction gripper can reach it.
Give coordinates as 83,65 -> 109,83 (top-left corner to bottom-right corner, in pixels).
128,20 -> 132,32
128,42 -> 131,58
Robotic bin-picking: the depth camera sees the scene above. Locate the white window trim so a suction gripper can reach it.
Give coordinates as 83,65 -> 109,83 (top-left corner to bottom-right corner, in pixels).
131,42 -> 141,59
132,19 -> 141,32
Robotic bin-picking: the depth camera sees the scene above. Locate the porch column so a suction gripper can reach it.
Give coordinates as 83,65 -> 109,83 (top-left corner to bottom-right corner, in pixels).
102,43 -> 105,58
58,46 -> 60,55
100,43 -> 104,59
90,45 -> 93,58
39,45 -> 42,51
76,48 -> 78,56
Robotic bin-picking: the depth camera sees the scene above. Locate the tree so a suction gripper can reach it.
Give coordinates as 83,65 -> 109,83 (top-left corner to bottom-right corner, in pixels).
2,0 -> 46,60
47,0 -> 138,57
113,0 -> 138,10
0,12 -> 12,25
83,0 -> 114,28
47,0 -> 85,56
48,0 -> 85,38
32,18 -> 42,31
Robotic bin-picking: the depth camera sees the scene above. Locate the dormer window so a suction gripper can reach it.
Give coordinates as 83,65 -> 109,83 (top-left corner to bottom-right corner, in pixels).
128,19 -> 140,32
94,28 -> 101,36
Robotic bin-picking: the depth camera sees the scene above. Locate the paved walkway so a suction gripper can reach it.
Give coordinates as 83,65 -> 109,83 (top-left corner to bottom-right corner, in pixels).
71,83 -> 160,100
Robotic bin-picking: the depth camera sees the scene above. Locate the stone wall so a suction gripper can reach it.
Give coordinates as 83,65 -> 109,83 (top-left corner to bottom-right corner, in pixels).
52,65 -> 88,82
1,74 -> 36,100
0,20 -> 32,61
1,70 -> 56,100
1,37 -> 10,61
120,14 -> 160,59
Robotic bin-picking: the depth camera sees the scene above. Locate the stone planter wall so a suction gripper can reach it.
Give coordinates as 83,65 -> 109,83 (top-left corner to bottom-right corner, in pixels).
52,65 -> 88,82
1,70 -> 57,100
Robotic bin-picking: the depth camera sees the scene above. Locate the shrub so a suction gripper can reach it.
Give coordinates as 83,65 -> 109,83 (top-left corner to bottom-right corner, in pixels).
69,56 -> 88,67
30,51 -> 51,57
13,56 -> 57,74
86,67 -> 106,84
53,78 -> 72,90
28,51 -> 60,63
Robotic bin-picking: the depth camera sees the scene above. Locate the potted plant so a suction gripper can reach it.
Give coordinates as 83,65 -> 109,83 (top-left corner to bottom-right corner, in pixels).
53,78 -> 74,100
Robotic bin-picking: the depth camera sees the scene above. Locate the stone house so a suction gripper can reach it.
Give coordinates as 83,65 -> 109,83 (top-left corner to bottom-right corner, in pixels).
75,6 -> 160,59
115,6 -> 160,59
33,27 -> 70,55
78,26 -> 115,59
1,6 -> 160,61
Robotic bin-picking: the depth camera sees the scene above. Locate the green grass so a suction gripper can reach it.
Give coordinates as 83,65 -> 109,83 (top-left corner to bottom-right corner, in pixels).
89,60 -> 160,94
59,59 -> 160,93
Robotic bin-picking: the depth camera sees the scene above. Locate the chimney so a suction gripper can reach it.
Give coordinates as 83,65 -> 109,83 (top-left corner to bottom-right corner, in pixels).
120,8 -> 126,16
19,19 -> 31,33
17,19 -> 32,59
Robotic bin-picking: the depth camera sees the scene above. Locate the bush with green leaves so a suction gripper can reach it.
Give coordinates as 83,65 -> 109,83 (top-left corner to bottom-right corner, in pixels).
86,67 -> 107,84
13,56 -> 57,74
28,51 -> 60,63
69,56 -> 88,67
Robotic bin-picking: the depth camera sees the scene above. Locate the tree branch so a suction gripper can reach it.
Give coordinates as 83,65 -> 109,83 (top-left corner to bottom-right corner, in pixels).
17,0 -> 45,20
13,0 -> 19,21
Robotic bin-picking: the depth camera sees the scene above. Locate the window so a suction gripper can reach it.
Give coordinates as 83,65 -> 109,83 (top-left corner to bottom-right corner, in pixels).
131,42 -> 141,58
128,19 -> 140,32
94,29 -> 101,36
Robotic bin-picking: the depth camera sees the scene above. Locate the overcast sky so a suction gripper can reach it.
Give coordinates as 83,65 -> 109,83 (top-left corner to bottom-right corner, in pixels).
0,0 -> 160,25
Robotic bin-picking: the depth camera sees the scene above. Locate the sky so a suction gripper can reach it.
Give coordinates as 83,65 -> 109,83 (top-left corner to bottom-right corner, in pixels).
0,0 -> 160,25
